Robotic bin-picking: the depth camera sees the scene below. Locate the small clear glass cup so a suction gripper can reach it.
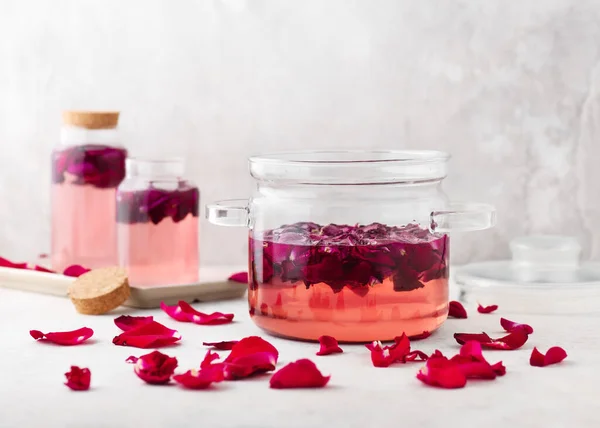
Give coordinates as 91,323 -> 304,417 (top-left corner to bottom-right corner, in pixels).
117,158 -> 200,287
207,150 -> 495,342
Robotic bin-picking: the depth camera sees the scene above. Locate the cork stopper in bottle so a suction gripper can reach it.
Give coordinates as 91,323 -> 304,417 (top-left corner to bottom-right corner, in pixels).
62,111 -> 120,130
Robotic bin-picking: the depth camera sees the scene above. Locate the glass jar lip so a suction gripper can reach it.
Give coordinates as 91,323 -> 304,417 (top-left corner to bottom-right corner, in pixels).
126,156 -> 186,178
249,150 -> 450,185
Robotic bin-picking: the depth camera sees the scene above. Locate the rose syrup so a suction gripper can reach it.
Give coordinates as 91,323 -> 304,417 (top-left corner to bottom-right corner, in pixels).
249,222 -> 449,342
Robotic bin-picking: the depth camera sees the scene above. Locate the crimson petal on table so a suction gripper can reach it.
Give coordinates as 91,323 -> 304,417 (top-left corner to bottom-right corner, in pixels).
200,350 -> 221,369
114,315 -> 154,332
500,317 -> 534,334
173,368 -> 224,389
112,321 -> 181,348
477,303 -> 498,314
449,341 -> 505,379
530,346 -> 567,367
224,336 -> 279,364
160,301 -> 190,322
223,352 -> 277,380
177,301 -> 234,325
454,329 -> 529,350
269,359 -> 330,389
64,366 -> 91,391
405,350 -> 429,362
63,265 -> 91,277
130,350 -> 178,384
416,355 -> 467,389
365,334 -> 428,367
448,301 -> 468,319
227,272 -> 248,283
316,335 -> 343,356
0,256 -> 27,269
30,327 -> 93,346
203,340 -> 239,350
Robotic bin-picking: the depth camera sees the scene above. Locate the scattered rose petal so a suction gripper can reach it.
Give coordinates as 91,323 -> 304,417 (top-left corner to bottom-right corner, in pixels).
178,301 -> 234,325
500,317 -> 534,335
365,334 -> 413,367
448,301 -> 468,319
530,347 -> 567,367
477,303 -> 498,314
34,265 -> 54,273
0,257 -> 28,269
410,331 -> 432,340
203,340 -> 239,350
405,350 -> 429,362
63,265 -> 91,277
228,272 -> 248,283
416,355 -> 467,389
131,350 -> 178,384
223,352 -> 277,380
125,356 -> 138,364
450,341 -> 505,379
454,329 -> 529,350
270,359 -> 330,389
113,321 -> 181,348
173,368 -> 224,389
64,366 -> 91,391
30,327 -> 93,346
224,336 -> 279,364
114,315 -> 154,332
160,301 -> 190,322
316,335 -> 343,356
200,350 -> 221,369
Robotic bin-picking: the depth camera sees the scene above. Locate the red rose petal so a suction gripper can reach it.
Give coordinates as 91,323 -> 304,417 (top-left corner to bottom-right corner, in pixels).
477,303 -> 498,314
178,301 -> 234,325
203,340 -> 239,350
224,336 -> 279,364
416,356 -> 467,389
454,329 -> 529,350
316,335 -> 343,356
131,350 -> 178,384
114,315 -> 154,332
228,272 -> 249,283
405,350 -> 429,362
449,342 -> 505,380
0,257 -> 27,269
410,331 -> 432,340
269,359 -> 330,389
500,317 -> 534,335
223,352 -> 277,380
365,333 -> 425,367
448,301 -> 468,319
64,366 -> 91,391
173,368 -> 224,389
530,346 -> 567,367
112,321 -> 181,348
34,265 -> 55,273
30,327 -> 93,346
160,301 -> 189,322
125,356 -> 138,364
200,350 -> 221,369
63,265 -> 91,277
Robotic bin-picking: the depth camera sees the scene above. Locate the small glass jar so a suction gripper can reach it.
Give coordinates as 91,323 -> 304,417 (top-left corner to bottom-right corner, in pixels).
51,111 -> 127,272
116,158 -> 200,287
207,150 -> 495,342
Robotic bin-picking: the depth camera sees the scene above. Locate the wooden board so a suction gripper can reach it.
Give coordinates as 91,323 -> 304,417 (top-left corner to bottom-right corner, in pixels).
0,266 -> 247,309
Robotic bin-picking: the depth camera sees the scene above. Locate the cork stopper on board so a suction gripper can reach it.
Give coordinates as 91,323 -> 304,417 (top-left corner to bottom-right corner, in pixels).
62,111 -> 120,130
68,267 -> 130,315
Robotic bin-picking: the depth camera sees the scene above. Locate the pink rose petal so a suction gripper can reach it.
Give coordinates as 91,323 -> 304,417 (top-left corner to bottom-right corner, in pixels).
228,272 -> 248,283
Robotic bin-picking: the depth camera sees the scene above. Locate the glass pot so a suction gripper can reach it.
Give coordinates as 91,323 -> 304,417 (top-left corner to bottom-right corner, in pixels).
117,158 -> 200,287
206,150 -> 495,342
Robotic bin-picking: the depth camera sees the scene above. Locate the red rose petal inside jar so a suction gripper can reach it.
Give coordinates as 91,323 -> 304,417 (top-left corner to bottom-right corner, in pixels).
530,347 -> 567,367
160,301 -> 190,322
64,366 -> 91,391
500,317 -> 534,335
177,301 -> 234,325
454,329 -> 529,350
416,356 -> 467,389
269,359 -> 330,389
228,272 -> 249,283
448,301 -> 468,319
203,340 -> 239,351
30,327 -> 93,346
316,335 -> 343,356
63,265 -> 91,277
112,321 -> 181,348
173,368 -> 224,389
477,303 -> 498,314
114,315 -> 154,332
132,350 -> 178,384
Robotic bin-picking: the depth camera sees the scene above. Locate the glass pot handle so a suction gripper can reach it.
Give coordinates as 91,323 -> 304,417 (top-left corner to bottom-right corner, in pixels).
205,199 -> 249,227
430,202 -> 496,233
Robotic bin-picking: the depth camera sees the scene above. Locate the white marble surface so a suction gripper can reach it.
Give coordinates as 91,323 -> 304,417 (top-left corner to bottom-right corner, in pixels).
1,0 -> 600,267
0,286 -> 597,428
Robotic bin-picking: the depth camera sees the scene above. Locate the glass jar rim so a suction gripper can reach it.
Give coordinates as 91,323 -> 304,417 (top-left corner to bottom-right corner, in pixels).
126,157 -> 186,178
249,150 -> 450,185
